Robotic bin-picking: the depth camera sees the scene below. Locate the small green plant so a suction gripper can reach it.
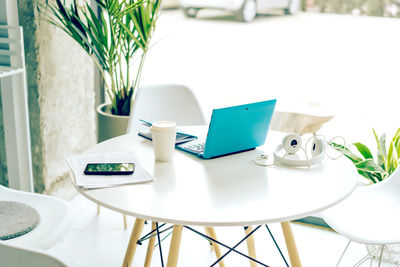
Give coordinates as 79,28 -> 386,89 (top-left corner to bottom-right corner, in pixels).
39,0 -> 161,115
330,128 -> 400,184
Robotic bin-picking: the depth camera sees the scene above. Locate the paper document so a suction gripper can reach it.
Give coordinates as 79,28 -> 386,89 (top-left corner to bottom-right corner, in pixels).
66,151 -> 153,190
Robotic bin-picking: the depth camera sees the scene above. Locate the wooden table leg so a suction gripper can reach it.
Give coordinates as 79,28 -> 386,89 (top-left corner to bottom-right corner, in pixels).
167,225 -> 183,267
244,226 -> 257,267
281,221 -> 302,267
205,227 -> 225,267
123,214 -> 128,230
144,222 -> 157,267
123,218 -> 145,267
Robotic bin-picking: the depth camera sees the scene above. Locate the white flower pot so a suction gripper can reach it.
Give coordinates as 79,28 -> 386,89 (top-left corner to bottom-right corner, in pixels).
97,103 -> 130,143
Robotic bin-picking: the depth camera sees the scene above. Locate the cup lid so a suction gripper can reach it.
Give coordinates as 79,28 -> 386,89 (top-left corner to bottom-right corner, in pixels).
151,121 -> 176,132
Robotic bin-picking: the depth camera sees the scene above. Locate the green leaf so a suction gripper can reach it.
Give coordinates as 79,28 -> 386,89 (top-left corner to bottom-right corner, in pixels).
119,22 -> 145,50
55,0 -> 69,20
354,159 -> 387,179
373,129 -> 387,170
388,140 -> 399,174
329,142 -> 363,163
360,170 -> 380,183
380,133 -> 387,159
353,142 -> 373,160
129,11 -> 146,47
391,128 -> 400,158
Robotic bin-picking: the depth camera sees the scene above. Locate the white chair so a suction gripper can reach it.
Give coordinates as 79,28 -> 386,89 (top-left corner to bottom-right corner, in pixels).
128,83 -> 206,133
0,185 -> 73,250
0,243 -> 67,267
321,166 -> 400,266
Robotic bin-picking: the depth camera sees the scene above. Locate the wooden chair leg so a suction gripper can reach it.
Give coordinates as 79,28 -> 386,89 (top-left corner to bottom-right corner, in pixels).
205,227 -> 225,267
123,214 -> 128,229
244,226 -> 257,267
98,205 -> 128,230
281,221 -> 302,267
123,218 -> 145,267
167,225 -> 183,267
144,222 -> 157,267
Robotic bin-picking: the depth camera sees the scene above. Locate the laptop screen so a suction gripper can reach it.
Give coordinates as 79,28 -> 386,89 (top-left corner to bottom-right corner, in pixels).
203,99 -> 276,158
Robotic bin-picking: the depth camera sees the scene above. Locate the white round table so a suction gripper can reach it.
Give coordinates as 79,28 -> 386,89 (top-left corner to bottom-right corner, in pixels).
71,129 -> 358,267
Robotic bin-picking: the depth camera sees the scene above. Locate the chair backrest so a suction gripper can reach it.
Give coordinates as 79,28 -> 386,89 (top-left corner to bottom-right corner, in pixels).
0,243 -> 67,267
127,84 -> 206,133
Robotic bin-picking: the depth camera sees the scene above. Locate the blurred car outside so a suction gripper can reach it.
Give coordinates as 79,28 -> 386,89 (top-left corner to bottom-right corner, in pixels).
162,0 -> 179,9
178,0 -> 300,22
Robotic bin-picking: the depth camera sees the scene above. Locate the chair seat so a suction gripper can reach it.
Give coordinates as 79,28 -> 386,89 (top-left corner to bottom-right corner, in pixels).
321,182 -> 400,245
0,243 -> 67,267
0,186 -> 73,250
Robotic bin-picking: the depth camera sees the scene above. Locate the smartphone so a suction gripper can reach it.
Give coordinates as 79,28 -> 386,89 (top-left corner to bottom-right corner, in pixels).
84,163 -> 135,175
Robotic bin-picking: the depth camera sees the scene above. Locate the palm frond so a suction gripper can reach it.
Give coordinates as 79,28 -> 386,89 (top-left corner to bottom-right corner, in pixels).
39,0 -> 161,116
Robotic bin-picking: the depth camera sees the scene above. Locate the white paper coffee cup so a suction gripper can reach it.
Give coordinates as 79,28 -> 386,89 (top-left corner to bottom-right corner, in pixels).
150,121 -> 176,162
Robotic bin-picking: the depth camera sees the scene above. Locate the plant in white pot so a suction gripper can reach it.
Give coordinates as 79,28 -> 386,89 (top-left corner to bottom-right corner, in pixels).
331,129 -> 400,184
331,128 -> 400,264
40,0 -> 161,141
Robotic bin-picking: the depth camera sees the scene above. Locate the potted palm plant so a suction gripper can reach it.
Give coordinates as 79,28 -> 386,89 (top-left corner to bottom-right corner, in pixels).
40,0 -> 161,141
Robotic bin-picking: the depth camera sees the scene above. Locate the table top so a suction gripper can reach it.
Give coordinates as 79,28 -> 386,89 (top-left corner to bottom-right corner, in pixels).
73,128 -> 359,227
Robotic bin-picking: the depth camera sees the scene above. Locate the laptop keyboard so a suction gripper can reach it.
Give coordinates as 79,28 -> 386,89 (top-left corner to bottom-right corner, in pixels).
185,142 -> 205,153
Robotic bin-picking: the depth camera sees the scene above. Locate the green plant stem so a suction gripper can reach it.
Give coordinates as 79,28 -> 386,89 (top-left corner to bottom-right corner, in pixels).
132,51 -> 147,104
130,0 -> 160,107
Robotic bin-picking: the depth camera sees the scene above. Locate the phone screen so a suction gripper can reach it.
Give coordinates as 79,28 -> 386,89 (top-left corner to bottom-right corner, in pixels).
84,163 -> 135,175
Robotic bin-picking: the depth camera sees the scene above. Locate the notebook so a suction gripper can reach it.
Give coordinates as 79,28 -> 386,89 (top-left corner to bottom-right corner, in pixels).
176,99 -> 276,159
138,120 -> 198,145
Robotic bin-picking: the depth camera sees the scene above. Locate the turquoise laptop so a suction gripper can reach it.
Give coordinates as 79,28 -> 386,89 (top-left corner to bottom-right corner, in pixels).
176,99 -> 276,159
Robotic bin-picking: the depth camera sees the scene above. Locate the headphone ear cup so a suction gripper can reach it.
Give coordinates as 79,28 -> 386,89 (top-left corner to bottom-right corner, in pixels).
310,137 -> 325,157
282,133 -> 302,154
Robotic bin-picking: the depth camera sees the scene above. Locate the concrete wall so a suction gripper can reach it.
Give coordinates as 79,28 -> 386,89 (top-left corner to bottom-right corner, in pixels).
0,0 -> 96,193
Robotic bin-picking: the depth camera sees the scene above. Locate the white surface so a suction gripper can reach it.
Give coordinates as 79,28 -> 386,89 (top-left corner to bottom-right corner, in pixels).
66,152 -> 153,189
0,243 -> 67,267
0,186 -> 73,250
321,165 -> 400,245
73,129 -> 358,226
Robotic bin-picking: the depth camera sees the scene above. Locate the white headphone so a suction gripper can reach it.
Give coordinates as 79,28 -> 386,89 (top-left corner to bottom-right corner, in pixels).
273,133 -> 326,168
